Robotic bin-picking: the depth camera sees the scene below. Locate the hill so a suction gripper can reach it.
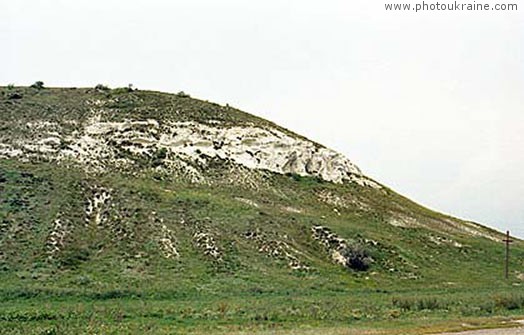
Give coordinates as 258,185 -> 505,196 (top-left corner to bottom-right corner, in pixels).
0,85 -> 523,334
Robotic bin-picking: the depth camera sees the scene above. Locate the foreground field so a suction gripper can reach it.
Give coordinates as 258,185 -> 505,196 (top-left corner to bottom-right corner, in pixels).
1,285 -> 523,334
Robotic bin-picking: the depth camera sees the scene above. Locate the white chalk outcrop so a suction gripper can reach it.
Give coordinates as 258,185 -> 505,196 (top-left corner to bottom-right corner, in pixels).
0,114 -> 379,187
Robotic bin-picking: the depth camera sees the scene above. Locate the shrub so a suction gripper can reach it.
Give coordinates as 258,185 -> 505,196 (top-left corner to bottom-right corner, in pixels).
494,294 -> 524,310
7,92 -> 23,100
417,297 -> 440,310
111,87 -> 130,94
30,81 -> 45,89
58,247 -> 90,268
341,243 -> 372,271
95,84 -> 110,91
176,91 -> 190,98
111,84 -> 134,94
478,301 -> 495,314
392,296 -> 446,311
7,83 -> 14,90
151,147 -> 168,167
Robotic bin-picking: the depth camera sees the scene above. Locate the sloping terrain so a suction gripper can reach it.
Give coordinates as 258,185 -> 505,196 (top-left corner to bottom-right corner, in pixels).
0,85 -> 523,334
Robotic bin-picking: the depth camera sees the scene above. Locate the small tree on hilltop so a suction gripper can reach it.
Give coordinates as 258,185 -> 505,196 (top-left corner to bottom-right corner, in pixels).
95,84 -> 110,91
30,81 -> 45,89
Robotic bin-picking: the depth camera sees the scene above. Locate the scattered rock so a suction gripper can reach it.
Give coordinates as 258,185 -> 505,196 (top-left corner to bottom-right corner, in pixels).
46,216 -> 68,258
158,224 -> 179,259
85,187 -> 111,227
245,229 -> 310,271
193,232 -> 222,261
235,197 -> 259,208
311,225 -> 372,271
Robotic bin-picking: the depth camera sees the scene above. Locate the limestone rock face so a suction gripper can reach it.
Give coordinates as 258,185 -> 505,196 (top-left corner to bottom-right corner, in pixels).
0,114 -> 379,187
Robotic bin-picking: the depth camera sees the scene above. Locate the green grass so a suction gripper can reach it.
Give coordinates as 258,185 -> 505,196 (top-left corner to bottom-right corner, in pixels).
0,287 -> 523,334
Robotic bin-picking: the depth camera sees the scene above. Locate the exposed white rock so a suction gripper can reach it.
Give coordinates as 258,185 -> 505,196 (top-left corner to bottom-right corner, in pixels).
158,224 -> 179,259
387,212 -> 499,241
158,121 -> 376,185
26,121 -> 60,130
331,250 -> 347,266
85,188 -> 111,226
311,226 -> 349,266
0,144 -> 23,158
442,218 -> 500,242
317,190 -> 370,210
245,230 -> 309,270
225,165 -> 269,190
282,206 -> 302,214
148,212 -> 180,258
388,215 -> 420,228
193,232 -> 221,260
428,235 -> 463,248
0,114 -> 380,187
46,217 -> 68,258
235,197 -> 259,208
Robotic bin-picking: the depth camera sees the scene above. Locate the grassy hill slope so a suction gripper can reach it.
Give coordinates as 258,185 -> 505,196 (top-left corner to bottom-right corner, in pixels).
0,85 -> 523,334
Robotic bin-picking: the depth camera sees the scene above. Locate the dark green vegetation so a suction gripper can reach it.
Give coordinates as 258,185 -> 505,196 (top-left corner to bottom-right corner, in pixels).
0,86 -> 523,334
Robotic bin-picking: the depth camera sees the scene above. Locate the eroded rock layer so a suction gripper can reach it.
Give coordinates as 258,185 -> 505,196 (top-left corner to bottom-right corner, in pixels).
0,114 -> 379,187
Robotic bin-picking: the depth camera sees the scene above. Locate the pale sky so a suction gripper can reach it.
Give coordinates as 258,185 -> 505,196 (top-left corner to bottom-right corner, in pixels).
2,0 -> 523,237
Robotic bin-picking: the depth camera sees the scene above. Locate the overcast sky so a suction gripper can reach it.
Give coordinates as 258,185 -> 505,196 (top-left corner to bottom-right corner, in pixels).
2,0 -> 523,238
